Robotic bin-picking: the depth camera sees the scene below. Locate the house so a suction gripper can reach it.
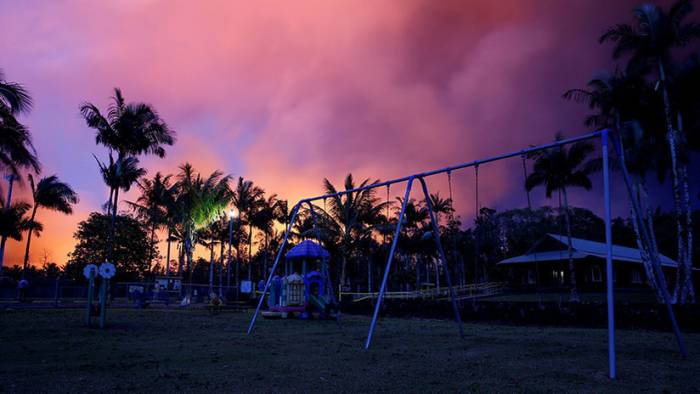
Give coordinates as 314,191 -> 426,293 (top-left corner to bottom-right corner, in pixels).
496,233 -> 695,290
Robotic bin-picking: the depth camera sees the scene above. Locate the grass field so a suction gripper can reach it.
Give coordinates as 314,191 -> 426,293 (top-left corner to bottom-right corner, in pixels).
1,308 -> 699,393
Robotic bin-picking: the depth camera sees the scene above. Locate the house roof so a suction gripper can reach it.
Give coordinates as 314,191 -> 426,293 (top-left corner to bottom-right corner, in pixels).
285,240 -> 329,260
497,233 -> 678,268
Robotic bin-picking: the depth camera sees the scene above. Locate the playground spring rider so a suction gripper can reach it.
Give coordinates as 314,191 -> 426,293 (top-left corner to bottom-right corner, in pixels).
84,261 -> 117,328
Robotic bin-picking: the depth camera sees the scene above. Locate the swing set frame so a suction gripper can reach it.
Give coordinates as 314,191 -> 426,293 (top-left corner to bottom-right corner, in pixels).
246,129 -> 683,380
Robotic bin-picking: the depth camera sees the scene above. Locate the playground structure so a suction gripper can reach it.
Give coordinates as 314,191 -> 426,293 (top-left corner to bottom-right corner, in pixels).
246,129 -> 688,380
83,262 -> 116,328
262,240 -> 338,319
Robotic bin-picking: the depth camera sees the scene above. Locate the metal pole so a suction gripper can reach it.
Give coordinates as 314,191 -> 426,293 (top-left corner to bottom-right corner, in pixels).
85,273 -> 95,327
247,203 -> 301,335
418,177 -> 465,338
227,217 -> 233,290
208,246 -> 214,295
365,177 -> 414,349
602,130 -> 616,379
219,251 -> 223,298
99,279 -> 108,329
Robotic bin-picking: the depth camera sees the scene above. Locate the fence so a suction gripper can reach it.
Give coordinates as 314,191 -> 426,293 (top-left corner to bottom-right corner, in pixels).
0,278 -> 238,307
340,282 -> 506,303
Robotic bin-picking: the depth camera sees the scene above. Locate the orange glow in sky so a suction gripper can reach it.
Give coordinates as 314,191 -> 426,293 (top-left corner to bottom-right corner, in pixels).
0,0 -> 646,268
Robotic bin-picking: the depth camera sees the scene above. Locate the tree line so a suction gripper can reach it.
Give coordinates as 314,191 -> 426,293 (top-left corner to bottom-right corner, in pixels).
0,1 -> 698,306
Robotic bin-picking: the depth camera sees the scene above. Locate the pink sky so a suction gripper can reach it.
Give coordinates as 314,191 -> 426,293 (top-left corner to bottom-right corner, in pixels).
0,0 -> 668,267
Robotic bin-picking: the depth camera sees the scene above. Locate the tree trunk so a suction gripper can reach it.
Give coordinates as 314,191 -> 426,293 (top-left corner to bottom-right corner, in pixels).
148,221 -> 156,272
165,228 -> 172,276
208,241 -> 215,295
435,259 -> 441,289
677,112 -> 695,304
561,187 -> 579,302
185,238 -> 193,298
21,205 -> 39,279
248,224 -> 253,282
340,252 -> 348,288
108,186 -> 120,262
680,165 -> 695,303
415,255 -> 420,291
611,128 -> 688,356
177,242 -> 184,276
219,240 -> 225,297
340,235 -> 350,288
0,175 -> 16,272
367,256 -> 372,293
0,237 -> 7,274
235,240 -> 241,300
658,61 -> 690,304
629,185 -> 662,300
106,186 -> 114,214
263,232 -> 269,280
613,120 -> 661,300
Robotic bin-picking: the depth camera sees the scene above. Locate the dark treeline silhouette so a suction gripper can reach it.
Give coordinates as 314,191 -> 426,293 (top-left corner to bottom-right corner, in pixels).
1,1 -> 699,310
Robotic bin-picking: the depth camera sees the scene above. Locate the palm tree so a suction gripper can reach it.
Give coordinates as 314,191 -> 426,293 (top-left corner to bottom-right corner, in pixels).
80,88 -> 175,260
427,192 -> 454,227
94,153 -> 146,258
127,173 -> 173,271
564,70 -> 668,299
0,69 -> 32,114
668,55 -> 700,302
0,70 -> 40,272
322,174 -> 385,287
21,175 -> 78,277
396,198 -> 429,289
0,70 -> 40,198
0,107 -> 40,181
425,192 -> 454,285
162,184 -> 180,276
173,163 -> 231,298
525,134 -> 596,301
195,226 -> 218,295
250,194 -> 277,279
600,0 -> 700,303
565,70 -> 689,355
232,177 -> 264,282
0,198 -> 30,272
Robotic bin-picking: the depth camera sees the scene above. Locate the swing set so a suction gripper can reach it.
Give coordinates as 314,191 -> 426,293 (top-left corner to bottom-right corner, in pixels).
246,129 -> 686,380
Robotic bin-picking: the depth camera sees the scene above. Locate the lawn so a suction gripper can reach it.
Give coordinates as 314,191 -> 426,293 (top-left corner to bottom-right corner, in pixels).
1,308 -> 699,393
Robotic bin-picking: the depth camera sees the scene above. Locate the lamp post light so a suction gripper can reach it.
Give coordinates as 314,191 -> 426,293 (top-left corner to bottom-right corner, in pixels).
227,208 -> 237,298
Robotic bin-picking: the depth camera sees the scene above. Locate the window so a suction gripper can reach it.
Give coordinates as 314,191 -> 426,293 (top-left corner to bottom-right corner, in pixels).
632,269 -> 642,284
552,270 -> 565,284
592,266 -> 602,282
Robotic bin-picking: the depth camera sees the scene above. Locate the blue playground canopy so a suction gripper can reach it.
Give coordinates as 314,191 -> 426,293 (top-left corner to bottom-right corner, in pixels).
285,240 -> 329,260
